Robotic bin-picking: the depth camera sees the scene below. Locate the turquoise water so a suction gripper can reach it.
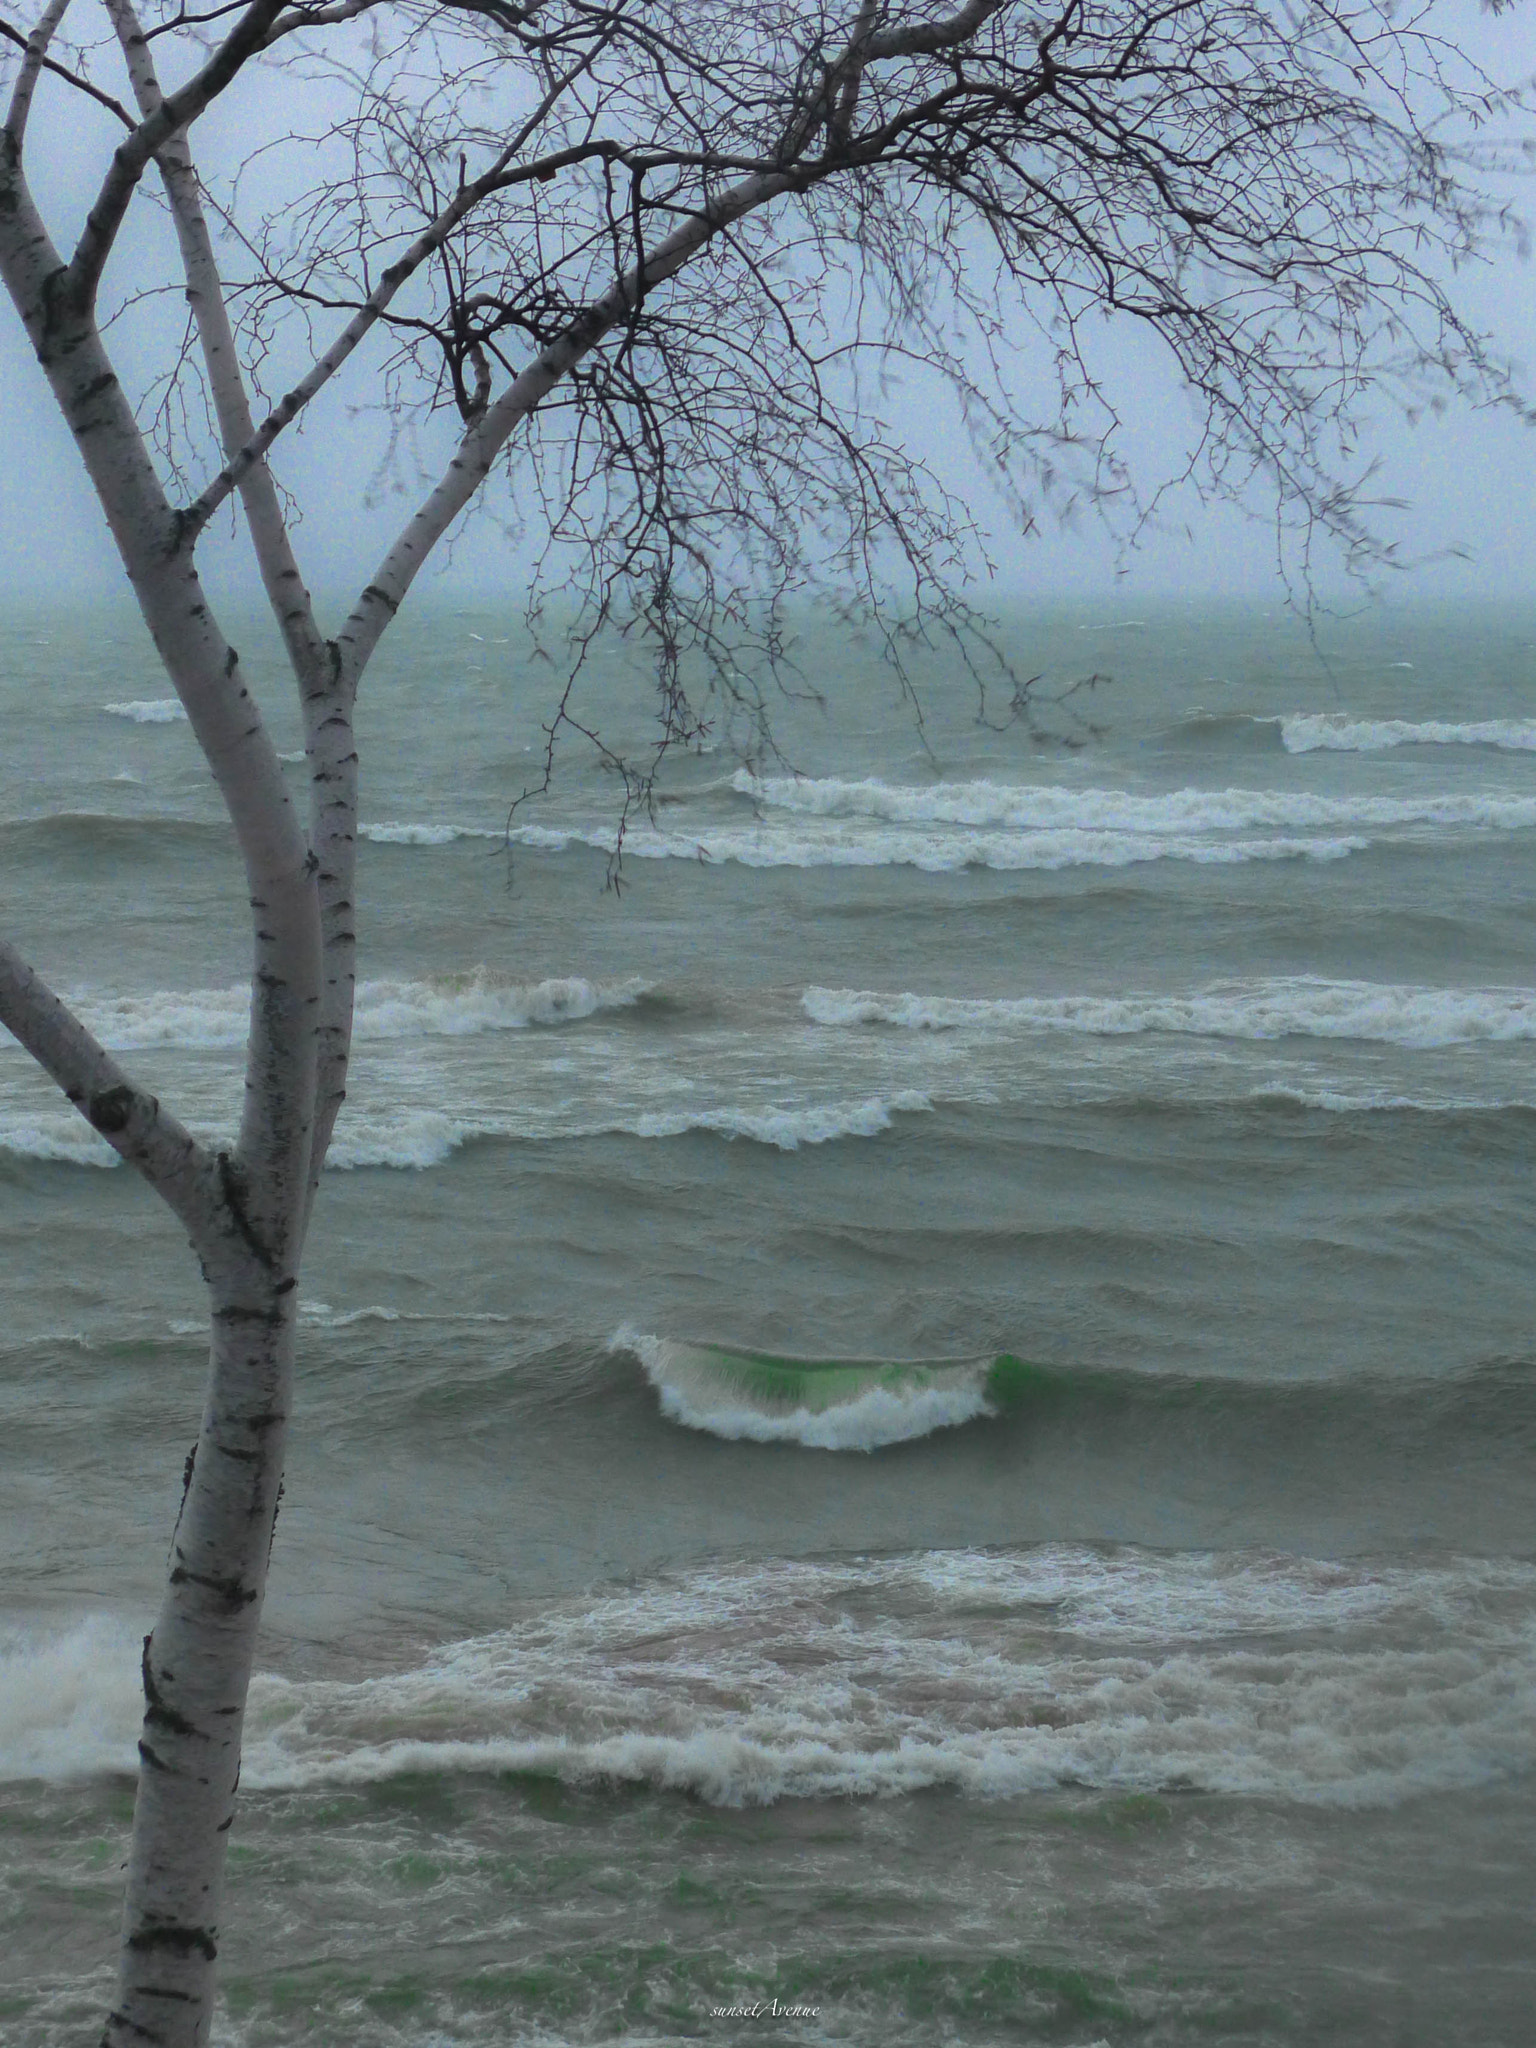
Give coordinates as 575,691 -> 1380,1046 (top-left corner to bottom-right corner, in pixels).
2,596 -> 1534,2043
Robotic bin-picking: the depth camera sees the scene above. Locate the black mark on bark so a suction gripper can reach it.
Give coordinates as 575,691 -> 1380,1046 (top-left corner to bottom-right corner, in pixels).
126,1923 -> 218,1962
141,1635 -> 201,1740
168,1564 -> 256,1612
87,1085 -> 135,1134
216,1151 -> 271,1268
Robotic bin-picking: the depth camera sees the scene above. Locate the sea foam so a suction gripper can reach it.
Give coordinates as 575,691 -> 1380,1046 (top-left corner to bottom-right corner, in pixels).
100,698 -> 187,723
2,971 -> 650,1054
0,1089 -> 932,1173
513,819 -> 1366,871
0,1614 -> 144,1779
626,1091 -> 930,1149
802,977 -> 1536,1049
622,1331 -> 992,1449
14,1550 -> 1528,1809
731,770 -> 1536,833
435,770 -> 1536,874
359,821 -> 505,845
1281,714 -> 1536,754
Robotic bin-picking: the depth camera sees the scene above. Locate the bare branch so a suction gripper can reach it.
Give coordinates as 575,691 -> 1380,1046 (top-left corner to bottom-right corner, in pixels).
1,3 -> 134,138
866,0 -> 1009,61
69,0 -> 287,307
336,157 -> 800,682
181,45 -> 608,530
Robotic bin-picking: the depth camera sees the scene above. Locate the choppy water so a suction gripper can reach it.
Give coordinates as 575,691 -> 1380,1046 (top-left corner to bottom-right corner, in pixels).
2,597 -> 1534,2044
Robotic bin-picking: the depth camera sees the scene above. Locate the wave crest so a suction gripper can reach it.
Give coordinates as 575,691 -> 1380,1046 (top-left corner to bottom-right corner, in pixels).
0,970 -> 650,1054
1281,714 -> 1536,754
803,977 -> 1536,1049
100,699 -> 187,723
12,1551 -> 1530,1809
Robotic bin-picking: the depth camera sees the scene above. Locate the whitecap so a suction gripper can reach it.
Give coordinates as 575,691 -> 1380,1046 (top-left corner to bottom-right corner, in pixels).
0,1614 -> 144,1779
802,977 -> 1536,1050
0,1119 -> 120,1167
101,699 -> 187,723
16,1554 -> 1534,1809
625,1091 -> 931,1150
1281,713 -> 1536,753
359,821 -> 504,845
216,1550 -> 1536,1809
732,770 -> 1536,834
511,818 -> 1367,872
620,1331 -> 994,1450
3,971 -> 650,1054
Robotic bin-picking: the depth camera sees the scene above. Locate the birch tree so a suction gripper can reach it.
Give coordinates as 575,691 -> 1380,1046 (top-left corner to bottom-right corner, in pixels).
0,0 -> 1517,2039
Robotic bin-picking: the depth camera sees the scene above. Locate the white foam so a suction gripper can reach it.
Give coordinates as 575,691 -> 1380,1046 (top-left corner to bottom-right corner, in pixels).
1249,1086 -> 1514,1113
1281,714 -> 1536,753
13,1553 -> 1533,1806
0,1118 -> 119,1166
624,1332 -> 991,1449
353,770 -> 1536,872
220,1551 -> 1536,1807
359,821 -> 504,845
802,977 -> 1536,1049
297,1300 -> 400,1327
512,818 -> 1365,872
101,698 -> 187,723
3,971 -> 649,1054
0,1614 -> 144,1779
325,1112 -> 476,1170
0,1089 -> 932,1174
733,770 -> 1536,835
466,768 -> 1536,874
627,1091 -> 930,1149
359,971 -> 646,1037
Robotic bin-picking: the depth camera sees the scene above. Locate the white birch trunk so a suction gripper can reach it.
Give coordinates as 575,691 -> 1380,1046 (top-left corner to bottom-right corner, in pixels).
109,1252 -> 297,2045
1,19 -> 830,2043
2,93 -> 321,2047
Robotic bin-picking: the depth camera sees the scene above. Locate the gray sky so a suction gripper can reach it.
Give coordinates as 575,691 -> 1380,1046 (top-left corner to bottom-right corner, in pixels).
3,3 -> 1535,609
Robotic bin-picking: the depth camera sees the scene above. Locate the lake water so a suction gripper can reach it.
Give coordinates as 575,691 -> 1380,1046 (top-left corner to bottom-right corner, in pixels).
2,595 -> 1534,2044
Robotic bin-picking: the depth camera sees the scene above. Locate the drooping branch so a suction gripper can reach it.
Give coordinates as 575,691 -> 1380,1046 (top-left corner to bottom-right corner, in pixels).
335,157 -> 801,684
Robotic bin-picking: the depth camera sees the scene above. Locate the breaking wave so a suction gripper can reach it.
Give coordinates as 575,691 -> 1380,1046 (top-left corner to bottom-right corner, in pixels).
0,971 -> 650,1055
1281,714 -> 1536,754
11,1550 -> 1533,1809
0,1091 -> 932,1172
802,977 -> 1536,1049
326,1092 -> 932,1166
731,771 -> 1536,834
510,819 -> 1366,871
620,1331 -> 995,1449
359,821 -> 505,845
404,772 -> 1536,873
100,698 -> 187,723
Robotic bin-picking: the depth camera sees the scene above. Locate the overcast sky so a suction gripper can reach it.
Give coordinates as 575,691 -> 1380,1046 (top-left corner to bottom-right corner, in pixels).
3,2 -> 1535,610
